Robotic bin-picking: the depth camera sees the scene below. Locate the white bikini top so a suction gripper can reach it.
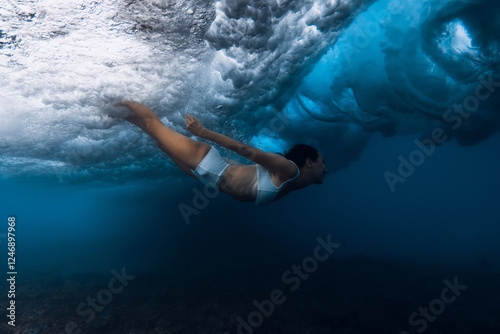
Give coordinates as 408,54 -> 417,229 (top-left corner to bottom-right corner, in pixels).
255,160 -> 300,206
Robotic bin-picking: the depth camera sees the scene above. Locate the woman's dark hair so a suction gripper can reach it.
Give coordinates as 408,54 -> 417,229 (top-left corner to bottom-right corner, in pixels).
278,144 -> 319,169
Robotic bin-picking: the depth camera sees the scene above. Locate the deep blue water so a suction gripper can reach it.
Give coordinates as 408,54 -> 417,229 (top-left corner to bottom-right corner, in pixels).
1,0 -> 500,333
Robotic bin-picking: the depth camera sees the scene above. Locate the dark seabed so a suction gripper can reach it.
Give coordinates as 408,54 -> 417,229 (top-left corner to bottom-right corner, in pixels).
2,259 -> 499,334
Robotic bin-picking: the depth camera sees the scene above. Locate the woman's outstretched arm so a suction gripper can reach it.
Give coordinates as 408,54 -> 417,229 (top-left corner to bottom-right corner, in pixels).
185,115 -> 297,177
185,115 -> 256,160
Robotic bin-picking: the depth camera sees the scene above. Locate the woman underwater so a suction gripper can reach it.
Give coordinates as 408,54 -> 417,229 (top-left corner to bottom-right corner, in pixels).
120,101 -> 329,205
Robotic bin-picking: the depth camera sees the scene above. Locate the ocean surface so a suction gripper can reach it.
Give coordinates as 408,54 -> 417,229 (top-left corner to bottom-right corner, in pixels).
1,0 -> 499,333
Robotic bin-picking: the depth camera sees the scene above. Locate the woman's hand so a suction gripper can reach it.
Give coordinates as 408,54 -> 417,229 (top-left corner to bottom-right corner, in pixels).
185,114 -> 206,137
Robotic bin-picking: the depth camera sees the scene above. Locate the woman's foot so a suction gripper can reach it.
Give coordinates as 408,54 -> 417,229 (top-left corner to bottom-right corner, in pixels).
118,100 -> 158,122
117,100 -> 136,109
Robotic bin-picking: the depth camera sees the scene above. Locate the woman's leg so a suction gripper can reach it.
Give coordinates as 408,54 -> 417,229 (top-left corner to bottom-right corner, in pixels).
122,101 -> 211,175
126,115 -> 198,179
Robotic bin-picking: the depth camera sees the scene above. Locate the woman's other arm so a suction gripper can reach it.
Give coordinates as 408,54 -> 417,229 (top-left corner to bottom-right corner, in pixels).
185,115 -> 297,177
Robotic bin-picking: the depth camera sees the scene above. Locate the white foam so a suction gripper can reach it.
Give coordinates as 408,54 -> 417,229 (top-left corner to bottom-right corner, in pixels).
0,0 -> 217,180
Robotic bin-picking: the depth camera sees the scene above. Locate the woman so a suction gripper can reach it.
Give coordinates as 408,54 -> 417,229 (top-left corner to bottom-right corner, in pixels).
120,101 -> 328,205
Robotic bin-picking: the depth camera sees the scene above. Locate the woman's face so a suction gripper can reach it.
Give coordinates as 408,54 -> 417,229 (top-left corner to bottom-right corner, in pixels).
311,153 -> 328,184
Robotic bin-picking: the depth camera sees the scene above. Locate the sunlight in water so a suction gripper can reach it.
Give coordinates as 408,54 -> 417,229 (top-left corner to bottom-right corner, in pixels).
449,19 -> 473,54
